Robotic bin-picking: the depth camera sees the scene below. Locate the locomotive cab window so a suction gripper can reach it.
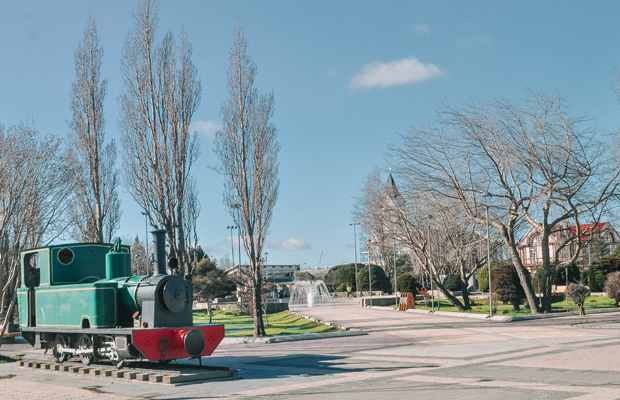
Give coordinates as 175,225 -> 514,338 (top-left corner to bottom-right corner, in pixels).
57,248 -> 74,265
24,252 -> 40,288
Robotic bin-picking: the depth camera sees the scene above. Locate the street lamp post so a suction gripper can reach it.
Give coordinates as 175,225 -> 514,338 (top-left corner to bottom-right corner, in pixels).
483,192 -> 493,319
394,245 -> 398,307
350,223 -> 360,296
428,223 -> 434,312
141,211 -> 148,275
227,225 -> 237,267
367,240 -> 373,307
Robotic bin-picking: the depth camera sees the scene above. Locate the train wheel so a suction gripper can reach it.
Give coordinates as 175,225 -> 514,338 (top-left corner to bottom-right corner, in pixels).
115,359 -> 126,369
77,334 -> 94,365
53,335 -> 68,363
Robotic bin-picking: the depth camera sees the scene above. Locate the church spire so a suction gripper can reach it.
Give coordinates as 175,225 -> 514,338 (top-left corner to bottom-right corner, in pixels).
385,170 -> 401,200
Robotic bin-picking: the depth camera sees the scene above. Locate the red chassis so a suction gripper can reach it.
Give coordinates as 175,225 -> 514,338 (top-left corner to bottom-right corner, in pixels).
131,324 -> 224,361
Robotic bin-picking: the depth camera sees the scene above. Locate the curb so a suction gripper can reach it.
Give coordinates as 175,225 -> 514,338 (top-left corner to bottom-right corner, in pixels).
405,308 -> 513,322
221,330 -> 367,344
364,304 -> 620,322
511,307 -> 620,321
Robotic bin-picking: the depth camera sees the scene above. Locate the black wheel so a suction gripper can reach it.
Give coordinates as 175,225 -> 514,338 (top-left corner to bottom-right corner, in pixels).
53,343 -> 68,363
53,335 -> 68,363
77,334 -> 94,365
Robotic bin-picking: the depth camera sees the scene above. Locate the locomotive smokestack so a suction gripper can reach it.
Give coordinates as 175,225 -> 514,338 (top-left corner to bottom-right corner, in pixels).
152,229 -> 168,276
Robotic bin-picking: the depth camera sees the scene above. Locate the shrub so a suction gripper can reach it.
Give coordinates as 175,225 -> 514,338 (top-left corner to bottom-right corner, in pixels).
323,264 -> 358,291
491,263 -> 526,310
566,283 -> 591,316
336,282 -> 348,292
394,272 -> 420,293
604,271 -> 620,303
588,257 -> 620,292
356,265 -> 392,294
479,264 -> 503,293
443,273 -> 462,292
338,267 -> 356,287
554,264 -> 581,286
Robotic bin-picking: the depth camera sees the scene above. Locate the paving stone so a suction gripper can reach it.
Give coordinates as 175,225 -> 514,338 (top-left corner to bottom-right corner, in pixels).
135,373 -> 150,381
124,372 -> 137,380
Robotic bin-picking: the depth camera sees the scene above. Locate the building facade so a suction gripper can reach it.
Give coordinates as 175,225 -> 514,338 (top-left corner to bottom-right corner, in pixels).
516,222 -> 620,272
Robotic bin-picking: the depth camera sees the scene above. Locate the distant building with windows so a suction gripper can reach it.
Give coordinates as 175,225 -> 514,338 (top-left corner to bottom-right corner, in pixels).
516,222 -> 620,272
225,264 -> 301,284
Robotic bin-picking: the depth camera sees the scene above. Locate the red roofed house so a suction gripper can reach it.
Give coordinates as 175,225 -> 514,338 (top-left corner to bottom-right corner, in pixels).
517,222 -> 620,273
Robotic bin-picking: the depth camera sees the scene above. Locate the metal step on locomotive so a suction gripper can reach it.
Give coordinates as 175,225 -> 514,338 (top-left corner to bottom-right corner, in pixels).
18,230 -> 224,368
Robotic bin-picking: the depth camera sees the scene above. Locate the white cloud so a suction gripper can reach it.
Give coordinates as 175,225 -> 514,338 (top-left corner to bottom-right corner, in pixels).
350,57 -> 444,89
265,238 -> 311,251
414,24 -> 430,35
190,120 -> 222,138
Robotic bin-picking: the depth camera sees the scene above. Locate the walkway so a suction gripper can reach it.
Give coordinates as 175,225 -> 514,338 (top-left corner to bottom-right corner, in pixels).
1,299 -> 619,399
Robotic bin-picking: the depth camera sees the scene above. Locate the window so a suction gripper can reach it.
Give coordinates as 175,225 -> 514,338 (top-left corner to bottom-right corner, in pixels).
57,248 -> 74,265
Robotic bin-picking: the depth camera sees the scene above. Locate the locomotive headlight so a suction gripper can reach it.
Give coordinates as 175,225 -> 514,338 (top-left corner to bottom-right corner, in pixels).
180,329 -> 205,357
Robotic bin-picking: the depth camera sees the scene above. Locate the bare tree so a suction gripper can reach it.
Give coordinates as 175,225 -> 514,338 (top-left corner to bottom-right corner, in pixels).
389,91 -> 620,313
0,122 -> 73,342
214,23 -> 280,337
354,169 -> 499,311
119,0 -> 201,276
68,10 -> 120,243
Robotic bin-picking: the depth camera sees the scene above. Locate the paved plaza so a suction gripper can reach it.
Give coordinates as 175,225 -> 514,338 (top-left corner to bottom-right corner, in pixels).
1,299 -> 620,399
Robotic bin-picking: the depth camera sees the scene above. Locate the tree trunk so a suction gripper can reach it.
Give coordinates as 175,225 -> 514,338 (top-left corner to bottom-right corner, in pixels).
540,267 -> 554,313
0,282 -> 17,349
460,263 -> 471,310
207,299 -> 212,324
252,260 -> 266,336
501,227 -> 540,313
432,276 -> 465,312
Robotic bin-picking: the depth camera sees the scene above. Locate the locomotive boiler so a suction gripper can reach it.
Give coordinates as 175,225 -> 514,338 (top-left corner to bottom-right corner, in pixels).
17,230 -> 224,368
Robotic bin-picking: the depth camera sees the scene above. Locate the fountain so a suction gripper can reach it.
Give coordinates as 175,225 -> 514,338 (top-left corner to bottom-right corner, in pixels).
289,280 -> 332,307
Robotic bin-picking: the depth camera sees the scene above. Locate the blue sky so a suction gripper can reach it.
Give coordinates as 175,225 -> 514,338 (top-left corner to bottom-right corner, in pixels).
1,1 -> 620,268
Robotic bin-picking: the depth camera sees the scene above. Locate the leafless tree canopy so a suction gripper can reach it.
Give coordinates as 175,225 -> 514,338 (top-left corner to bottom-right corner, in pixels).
387,91 -> 620,313
354,168 -> 497,311
214,23 -> 280,337
119,0 -> 201,276
0,123 -> 73,341
68,11 -> 121,243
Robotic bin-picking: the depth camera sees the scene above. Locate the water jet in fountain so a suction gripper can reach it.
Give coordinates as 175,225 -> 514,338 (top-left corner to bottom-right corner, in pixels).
289,280 -> 332,307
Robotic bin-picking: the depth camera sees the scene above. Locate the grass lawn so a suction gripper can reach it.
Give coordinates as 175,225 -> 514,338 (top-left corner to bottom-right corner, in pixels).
193,310 -> 340,337
412,295 -> 617,316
